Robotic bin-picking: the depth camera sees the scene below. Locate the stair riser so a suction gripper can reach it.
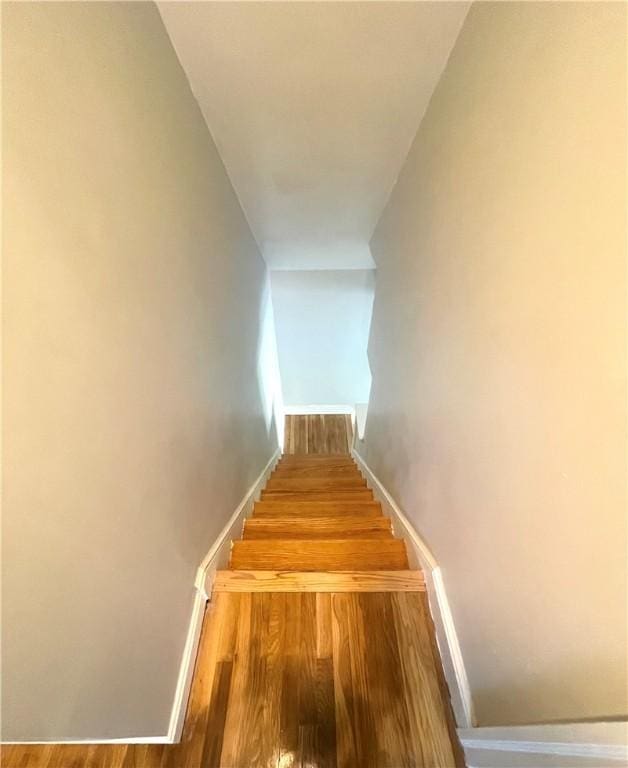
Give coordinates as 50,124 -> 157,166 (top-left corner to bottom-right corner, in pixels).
253,501 -> 382,518
243,517 -> 393,539
279,453 -> 351,460
265,479 -> 367,493
276,459 -> 355,469
230,539 -> 409,570
271,466 -> 361,478
260,490 -> 374,502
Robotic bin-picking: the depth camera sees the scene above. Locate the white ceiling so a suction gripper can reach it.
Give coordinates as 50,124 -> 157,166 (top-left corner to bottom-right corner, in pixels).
158,2 -> 470,270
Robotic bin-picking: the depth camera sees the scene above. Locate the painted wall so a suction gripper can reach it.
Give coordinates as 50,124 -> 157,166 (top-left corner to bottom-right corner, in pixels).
158,1 -> 470,271
359,1 -> 627,726
271,269 -> 374,406
2,2 -> 278,740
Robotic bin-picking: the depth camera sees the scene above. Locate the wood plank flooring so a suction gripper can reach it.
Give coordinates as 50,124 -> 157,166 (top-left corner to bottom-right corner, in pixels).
195,590 -> 457,768
284,415 -> 352,454
2,451 -> 463,768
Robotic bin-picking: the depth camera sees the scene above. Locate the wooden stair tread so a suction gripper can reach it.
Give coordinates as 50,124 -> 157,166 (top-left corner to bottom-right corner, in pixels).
243,516 -> 393,539
264,476 -> 367,491
230,538 -> 409,570
261,489 -> 373,502
254,500 -> 382,517
214,569 -> 425,592
271,465 -> 362,478
279,453 -> 352,461
276,459 -> 357,469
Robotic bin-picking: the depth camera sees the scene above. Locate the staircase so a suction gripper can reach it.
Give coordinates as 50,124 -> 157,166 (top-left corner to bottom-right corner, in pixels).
220,453 -> 417,577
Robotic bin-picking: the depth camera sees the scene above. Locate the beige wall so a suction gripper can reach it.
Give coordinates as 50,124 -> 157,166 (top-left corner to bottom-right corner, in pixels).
360,2 -> 627,726
2,2 -> 278,740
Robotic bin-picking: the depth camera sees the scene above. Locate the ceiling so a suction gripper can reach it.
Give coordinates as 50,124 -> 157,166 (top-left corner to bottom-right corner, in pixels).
158,2 -> 470,270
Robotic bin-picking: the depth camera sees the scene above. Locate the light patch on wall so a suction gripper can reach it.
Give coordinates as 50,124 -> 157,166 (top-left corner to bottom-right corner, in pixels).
256,275 -> 285,449
270,269 -> 375,406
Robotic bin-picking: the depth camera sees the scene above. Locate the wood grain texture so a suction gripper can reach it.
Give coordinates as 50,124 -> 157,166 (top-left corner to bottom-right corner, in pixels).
230,539 -> 409,571
213,570 -> 426,592
272,465 -> 361,478
277,456 -> 354,467
243,516 -> 392,539
253,500 -> 383,518
284,415 -> 352,455
261,489 -> 374,502
264,476 -> 367,492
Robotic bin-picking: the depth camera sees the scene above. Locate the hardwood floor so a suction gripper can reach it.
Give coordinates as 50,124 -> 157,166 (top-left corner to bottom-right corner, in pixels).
284,415 -> 352,454
2,451 -> 463,768
264,476 -> 367,492
193,590 -> 457,768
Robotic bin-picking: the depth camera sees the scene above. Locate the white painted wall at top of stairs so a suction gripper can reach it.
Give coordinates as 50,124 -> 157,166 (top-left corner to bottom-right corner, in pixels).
271,269 -> 374,405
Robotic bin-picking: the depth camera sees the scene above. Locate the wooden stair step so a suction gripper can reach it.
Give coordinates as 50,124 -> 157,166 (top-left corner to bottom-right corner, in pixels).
264,476 -> 366,492
243,516 -> 393,539
275,456 -> 358,469
230,539 -> 409,570
261,489 -> 373,502
253,500 -> 382,517
271,465 -> 362,478
213,569 -> 425,592
279,453 -> 352,462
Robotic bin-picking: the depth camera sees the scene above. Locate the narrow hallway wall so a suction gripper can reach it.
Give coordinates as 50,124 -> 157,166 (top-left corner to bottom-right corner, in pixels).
271,269 -> 374,406
2,2 -> 278,740
359,1 -> 627,725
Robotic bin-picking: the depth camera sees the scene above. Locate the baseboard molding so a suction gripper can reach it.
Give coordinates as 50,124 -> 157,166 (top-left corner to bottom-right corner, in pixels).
168,447 -> 281,742
283,404 -> 355,415
351,447 -> 476,729
459,722 -> 628,767
165,587 -> 208,743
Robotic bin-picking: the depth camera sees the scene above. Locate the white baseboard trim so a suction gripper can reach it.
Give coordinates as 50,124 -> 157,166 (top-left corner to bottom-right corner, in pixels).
166,587 -> 208,743
459,722 -> 628,767
351,447 -> 476,729
283,404 -> 354,415
166,447 -> 281,742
